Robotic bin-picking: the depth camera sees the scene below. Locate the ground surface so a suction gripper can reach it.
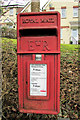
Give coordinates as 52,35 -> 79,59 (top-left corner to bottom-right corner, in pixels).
2,38 -> 79,120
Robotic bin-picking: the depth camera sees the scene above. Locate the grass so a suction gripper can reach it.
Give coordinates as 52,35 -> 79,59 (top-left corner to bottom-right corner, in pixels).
2,37 -> 17,52
2,37 -> 17,45
61,44 -> 78,52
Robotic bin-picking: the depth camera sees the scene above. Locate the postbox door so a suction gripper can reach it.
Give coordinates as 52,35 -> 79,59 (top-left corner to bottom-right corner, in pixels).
20,53 -> 60,113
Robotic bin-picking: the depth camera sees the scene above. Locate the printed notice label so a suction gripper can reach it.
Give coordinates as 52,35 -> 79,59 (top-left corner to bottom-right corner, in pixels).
30,64 -> 47,96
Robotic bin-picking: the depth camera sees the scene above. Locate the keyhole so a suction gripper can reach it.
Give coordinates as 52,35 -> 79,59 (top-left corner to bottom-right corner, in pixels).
26,81 -> 28,84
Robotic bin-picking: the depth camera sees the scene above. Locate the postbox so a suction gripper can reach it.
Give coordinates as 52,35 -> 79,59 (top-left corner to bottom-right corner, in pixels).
17,12 -> 60,114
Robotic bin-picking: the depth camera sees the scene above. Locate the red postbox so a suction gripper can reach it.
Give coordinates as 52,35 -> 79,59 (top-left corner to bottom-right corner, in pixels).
17,12 -> 60,114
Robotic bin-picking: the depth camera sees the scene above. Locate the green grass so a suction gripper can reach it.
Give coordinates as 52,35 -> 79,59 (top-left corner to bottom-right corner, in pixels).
2,37 -> 17,45
2,37 -> 17,52
61,44 -> 78,52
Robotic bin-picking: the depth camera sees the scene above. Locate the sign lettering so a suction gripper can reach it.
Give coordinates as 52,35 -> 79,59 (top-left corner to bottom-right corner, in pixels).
28,40 -> 50,51
22,18 -> 54,24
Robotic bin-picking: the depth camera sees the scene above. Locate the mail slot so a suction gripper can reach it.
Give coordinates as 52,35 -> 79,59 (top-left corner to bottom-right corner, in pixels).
17,12 -> 60,114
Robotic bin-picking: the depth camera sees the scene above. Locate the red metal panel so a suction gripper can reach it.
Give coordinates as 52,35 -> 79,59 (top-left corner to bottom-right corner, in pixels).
18,12 -> 58,29
17,12 -> 60,114
23,55 -> 55,111
18,36 -> 58,53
